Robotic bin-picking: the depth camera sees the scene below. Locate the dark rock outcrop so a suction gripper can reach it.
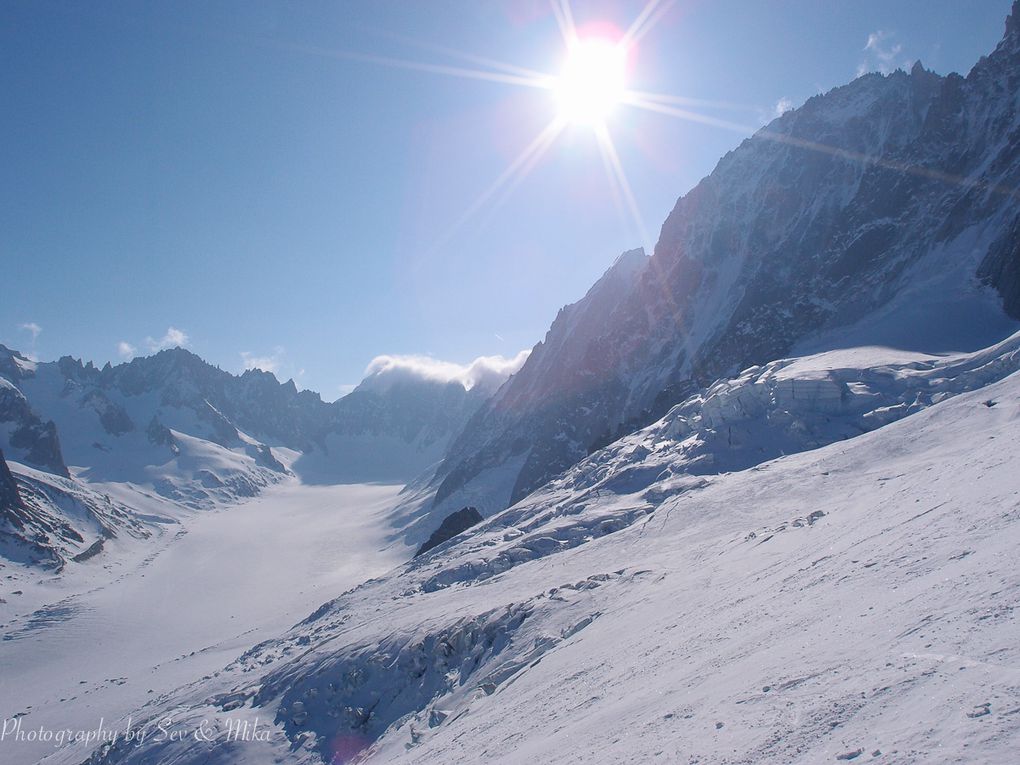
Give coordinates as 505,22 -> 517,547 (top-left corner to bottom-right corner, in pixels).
415,506 -> 483,557
0,448 -> 25,522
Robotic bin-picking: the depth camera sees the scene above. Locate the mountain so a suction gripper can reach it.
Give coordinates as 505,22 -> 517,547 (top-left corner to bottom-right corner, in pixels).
293,361 -> 506,484
0,345 -> 516,566
62,12 -> 1020,761
0,453 -> 152,571
7,7 -> 1020,765
432,6 -> 1020,515
70,332 -> 1020,765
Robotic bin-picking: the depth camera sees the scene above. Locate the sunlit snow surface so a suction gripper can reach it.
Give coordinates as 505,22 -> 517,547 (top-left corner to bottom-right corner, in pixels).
16,334 -> 1016,765
0,482 -> 405,765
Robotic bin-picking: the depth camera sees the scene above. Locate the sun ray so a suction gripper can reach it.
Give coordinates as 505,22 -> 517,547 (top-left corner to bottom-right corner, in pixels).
426,119 -> 566,257
595,124 -> 652,253
625,87 -> 757,113
621,93 -> 756,132
622,94 -> 1020,201
595,123 -> 691,343
550,0 -> 579,47
361,27 -> 553,82
620,0 -> 677,49
594,128 -> 631,236
266,39 -> 553,91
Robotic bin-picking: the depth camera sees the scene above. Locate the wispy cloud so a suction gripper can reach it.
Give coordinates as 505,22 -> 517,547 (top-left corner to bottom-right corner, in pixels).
18,322 -> 42,342
362,349 -> 530,392
117,341 -> 137,359
240,346 -> 285,374
773,97 -> 793,118
145,326 -> 189,352
858,30 -> 912,76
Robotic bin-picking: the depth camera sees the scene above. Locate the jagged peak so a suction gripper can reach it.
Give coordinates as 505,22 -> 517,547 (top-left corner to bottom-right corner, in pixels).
0,344 -> 28,360
239,366 -> 282,384
606,247 -> 648,279
988,0 -> 1020,60
149,346 -> 204,364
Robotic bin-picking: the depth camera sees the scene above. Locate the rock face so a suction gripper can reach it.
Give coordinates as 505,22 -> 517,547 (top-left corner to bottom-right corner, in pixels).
0,344 -> 506,501
300,372 -> 498,484
415,506 -> 484,557
433,7 -> 1020,513
0,367 -> 69,477
76,328 -> 1020,765
0,448 -> 25,519
0,447 -> 150,570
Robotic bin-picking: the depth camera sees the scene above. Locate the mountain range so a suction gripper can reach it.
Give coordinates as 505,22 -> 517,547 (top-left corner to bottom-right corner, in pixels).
0,344 -> 518,567
2,4 -> 1020,764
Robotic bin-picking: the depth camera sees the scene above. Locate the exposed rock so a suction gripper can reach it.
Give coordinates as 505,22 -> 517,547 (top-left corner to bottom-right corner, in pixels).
434,15 -> 1020,514
251,443 -> 287,474
0,376 -> 70,477
0,344 -> 501,489
9,417 -> 69,478
0,448 -> 25,521
415,506 -> 484,557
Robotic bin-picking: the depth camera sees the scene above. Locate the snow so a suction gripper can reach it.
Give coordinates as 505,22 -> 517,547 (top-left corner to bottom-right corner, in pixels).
0,480 -> 405,765
289,432 -> 447,486
795,220 -> 1020,357
43,333 -> 1020,765
431,24 -> 1020,518
2,12 -> 1020,762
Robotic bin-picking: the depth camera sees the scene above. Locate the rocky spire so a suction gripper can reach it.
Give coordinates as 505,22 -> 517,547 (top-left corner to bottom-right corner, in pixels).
0,448 -> 26,521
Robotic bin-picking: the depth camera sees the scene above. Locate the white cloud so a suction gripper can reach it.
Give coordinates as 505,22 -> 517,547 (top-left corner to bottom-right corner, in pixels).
773,97 -> 793,118
240,346 -> 285,374
18,322 -> 42,342
145,326 -> 189,352
362,349 -> 530,393
858,30 -> 912,76
337,383 -> 358,397
117,341 -> 137,359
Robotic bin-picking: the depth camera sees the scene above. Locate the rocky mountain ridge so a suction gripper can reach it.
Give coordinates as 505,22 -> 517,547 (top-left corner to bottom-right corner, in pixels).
432,5 -> 1020,513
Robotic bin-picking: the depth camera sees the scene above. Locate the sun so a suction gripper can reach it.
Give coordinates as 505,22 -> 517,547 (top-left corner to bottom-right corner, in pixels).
554,37 -> 627,127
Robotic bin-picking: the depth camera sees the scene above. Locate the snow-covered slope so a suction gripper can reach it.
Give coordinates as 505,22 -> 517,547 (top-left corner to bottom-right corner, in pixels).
0,453 -> 151,570
290,364 -> 500,485
63,329 -> 1020,765
433,4 -> 1020,516
0,344 -> 511,567
0,482 -> 407,765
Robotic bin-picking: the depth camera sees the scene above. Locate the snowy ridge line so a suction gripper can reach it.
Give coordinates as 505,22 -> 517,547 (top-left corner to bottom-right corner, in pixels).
397,330 -> 1020,597
0,461 -> 152,571
60,329 -> 1020,765
431,7 -> 1020,516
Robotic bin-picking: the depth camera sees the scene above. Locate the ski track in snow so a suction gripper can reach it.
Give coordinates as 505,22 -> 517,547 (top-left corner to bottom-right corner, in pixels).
0,481 -> 406,765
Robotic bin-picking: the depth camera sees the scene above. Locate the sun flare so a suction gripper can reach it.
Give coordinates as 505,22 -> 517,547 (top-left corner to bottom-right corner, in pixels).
554,37 -> 627,126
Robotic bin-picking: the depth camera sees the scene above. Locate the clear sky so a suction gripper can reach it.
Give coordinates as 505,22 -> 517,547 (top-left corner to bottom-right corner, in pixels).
1,1 -> 1013,398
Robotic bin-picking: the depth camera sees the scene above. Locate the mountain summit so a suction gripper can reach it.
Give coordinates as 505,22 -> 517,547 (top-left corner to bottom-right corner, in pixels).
432,15 -> 1020,514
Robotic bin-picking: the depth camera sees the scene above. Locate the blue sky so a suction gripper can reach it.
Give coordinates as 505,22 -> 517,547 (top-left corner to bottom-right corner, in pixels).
1,0 -> 1012,398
